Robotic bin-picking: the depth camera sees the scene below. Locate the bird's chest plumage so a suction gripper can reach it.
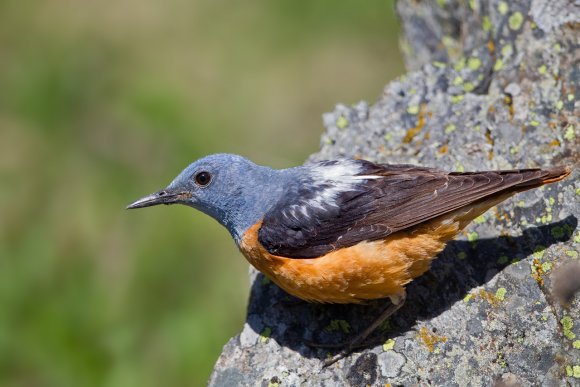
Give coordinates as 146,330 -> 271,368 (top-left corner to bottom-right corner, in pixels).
239,220 -> 460,304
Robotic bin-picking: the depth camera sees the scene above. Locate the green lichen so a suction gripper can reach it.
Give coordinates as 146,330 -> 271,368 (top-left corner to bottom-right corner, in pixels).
566,365 -> 580,378
574,232 -> 580,243
575,188 -> 580,196
433,61 -> 446,68
501,44 -> 513,57
495,287 -> 507,301
568,93 -> 575,101
498,1 -> 509,15
556,100 -> 564,110
384,133 -> 393,141
497,255 -> 509,264
467,231 -> 478,242
564,125 -> 575,141
464,82 -> 475,92
468,57 -> 482,70
442,36 -> 456,49
469,0 -> 476,10
451,95 -> 464,104
538,64 -> 547,75
574,340 -> 580,349
530,120 -> 539,127
474,215 -> 486,224
541,262 -> 552,272
510,146 -> 519,154
549,197 -> 556,206
437,0 -> 446,7
336,115 -> 348,129
562,316 -> 576,340
455,161 -> 465,172
325,319 -> 350,334
453,76 -> 464,86
496,352 -> 507,368
533,245 -> 546,259
260,327 -> 272,343
566,250 -> 579,258
551,226 -> 565,239
268,381 -> 280,387
407,105 -> 420,115
454,57 -> 466,71
383,339 -> 396,351
482,16 -> 492,32
493,59 -> 504,71
445,124 -> 456,134
508,12 -> 524,30
464,293 -> 474,302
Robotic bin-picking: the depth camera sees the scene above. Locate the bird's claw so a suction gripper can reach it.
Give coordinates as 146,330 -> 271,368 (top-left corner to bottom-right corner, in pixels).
323,350 -> 350,367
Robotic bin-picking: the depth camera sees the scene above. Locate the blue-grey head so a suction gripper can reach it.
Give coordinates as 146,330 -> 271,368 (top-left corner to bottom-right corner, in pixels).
127,153 -> 289,242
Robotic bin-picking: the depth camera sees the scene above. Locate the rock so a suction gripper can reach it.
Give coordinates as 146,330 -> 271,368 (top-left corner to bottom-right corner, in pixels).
209,0 -> 580,385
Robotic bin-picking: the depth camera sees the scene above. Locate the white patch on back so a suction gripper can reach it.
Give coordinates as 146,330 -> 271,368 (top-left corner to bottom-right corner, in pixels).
282,160 -> 381,221
309,160 -> 380,207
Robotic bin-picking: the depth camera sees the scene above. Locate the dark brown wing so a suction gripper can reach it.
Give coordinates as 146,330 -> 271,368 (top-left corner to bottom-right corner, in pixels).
258,161 -> 570,258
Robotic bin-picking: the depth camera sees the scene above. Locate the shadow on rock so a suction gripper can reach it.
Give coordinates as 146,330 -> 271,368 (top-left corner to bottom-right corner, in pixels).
245,215 -> 577,360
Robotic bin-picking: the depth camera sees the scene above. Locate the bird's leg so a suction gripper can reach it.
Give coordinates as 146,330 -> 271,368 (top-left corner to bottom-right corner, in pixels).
311,292 -> 406,367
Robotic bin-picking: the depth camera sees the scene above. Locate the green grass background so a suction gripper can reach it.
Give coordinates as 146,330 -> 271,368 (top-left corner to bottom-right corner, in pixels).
0,1 -> 403,385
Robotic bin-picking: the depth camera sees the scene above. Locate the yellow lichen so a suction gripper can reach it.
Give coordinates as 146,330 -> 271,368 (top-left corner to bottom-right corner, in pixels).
531,258 -> 545,286
478,289 -> 500,307
417,327 -> 447,352
383,339 -> 396,351
403,104 -> 427,143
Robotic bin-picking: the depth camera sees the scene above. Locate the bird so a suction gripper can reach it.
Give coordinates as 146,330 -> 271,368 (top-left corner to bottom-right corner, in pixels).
127,153 -> 571,365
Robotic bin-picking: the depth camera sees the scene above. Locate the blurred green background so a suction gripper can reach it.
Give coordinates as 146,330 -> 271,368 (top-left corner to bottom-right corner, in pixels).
0,1 -> 403,386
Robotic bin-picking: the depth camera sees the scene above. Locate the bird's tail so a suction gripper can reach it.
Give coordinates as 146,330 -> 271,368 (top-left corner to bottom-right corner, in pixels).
508,165 -> 572,191
449,165 -> 571,229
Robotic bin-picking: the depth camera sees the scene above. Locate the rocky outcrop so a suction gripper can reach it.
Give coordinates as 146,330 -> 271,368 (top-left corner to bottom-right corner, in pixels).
209,0 -> 579,385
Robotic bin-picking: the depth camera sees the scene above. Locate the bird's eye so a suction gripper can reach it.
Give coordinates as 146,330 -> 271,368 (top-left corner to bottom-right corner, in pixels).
194,171 -> 212,186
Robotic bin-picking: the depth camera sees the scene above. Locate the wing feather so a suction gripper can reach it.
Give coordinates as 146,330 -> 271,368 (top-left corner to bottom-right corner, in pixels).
257,160 -> 557,258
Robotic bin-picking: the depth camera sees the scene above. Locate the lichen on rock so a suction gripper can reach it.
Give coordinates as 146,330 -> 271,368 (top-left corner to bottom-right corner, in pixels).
209,0 -> 579,385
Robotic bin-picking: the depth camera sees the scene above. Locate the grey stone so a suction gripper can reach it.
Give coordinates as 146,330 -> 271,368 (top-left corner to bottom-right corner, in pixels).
377,350 -> 406,378
209,0 -> 580,385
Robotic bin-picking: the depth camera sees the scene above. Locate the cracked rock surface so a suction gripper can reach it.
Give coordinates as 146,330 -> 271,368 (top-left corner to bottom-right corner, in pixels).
209,0 -> 580,385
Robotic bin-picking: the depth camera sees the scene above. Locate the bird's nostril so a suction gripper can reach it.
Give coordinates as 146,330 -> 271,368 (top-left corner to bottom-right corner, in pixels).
158,191 -> 167,197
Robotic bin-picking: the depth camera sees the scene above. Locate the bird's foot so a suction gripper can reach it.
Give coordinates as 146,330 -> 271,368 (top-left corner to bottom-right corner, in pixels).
311,293 -> 407,367
323,349 -> 351,367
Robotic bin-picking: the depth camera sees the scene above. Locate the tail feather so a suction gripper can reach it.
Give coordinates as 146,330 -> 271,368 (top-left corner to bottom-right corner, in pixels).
509,165 -> 572,191
448,165 -> 571,228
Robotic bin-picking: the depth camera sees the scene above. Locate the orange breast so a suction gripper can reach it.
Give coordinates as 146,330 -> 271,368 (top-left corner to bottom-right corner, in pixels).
239,217 -> 463,304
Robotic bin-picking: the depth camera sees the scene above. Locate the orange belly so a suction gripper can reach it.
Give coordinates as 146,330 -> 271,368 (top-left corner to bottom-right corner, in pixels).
239,195 -> 512,304
239,217 -> 464,304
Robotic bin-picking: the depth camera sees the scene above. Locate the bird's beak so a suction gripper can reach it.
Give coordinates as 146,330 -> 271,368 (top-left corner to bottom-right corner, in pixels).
126,189 -> 191,209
